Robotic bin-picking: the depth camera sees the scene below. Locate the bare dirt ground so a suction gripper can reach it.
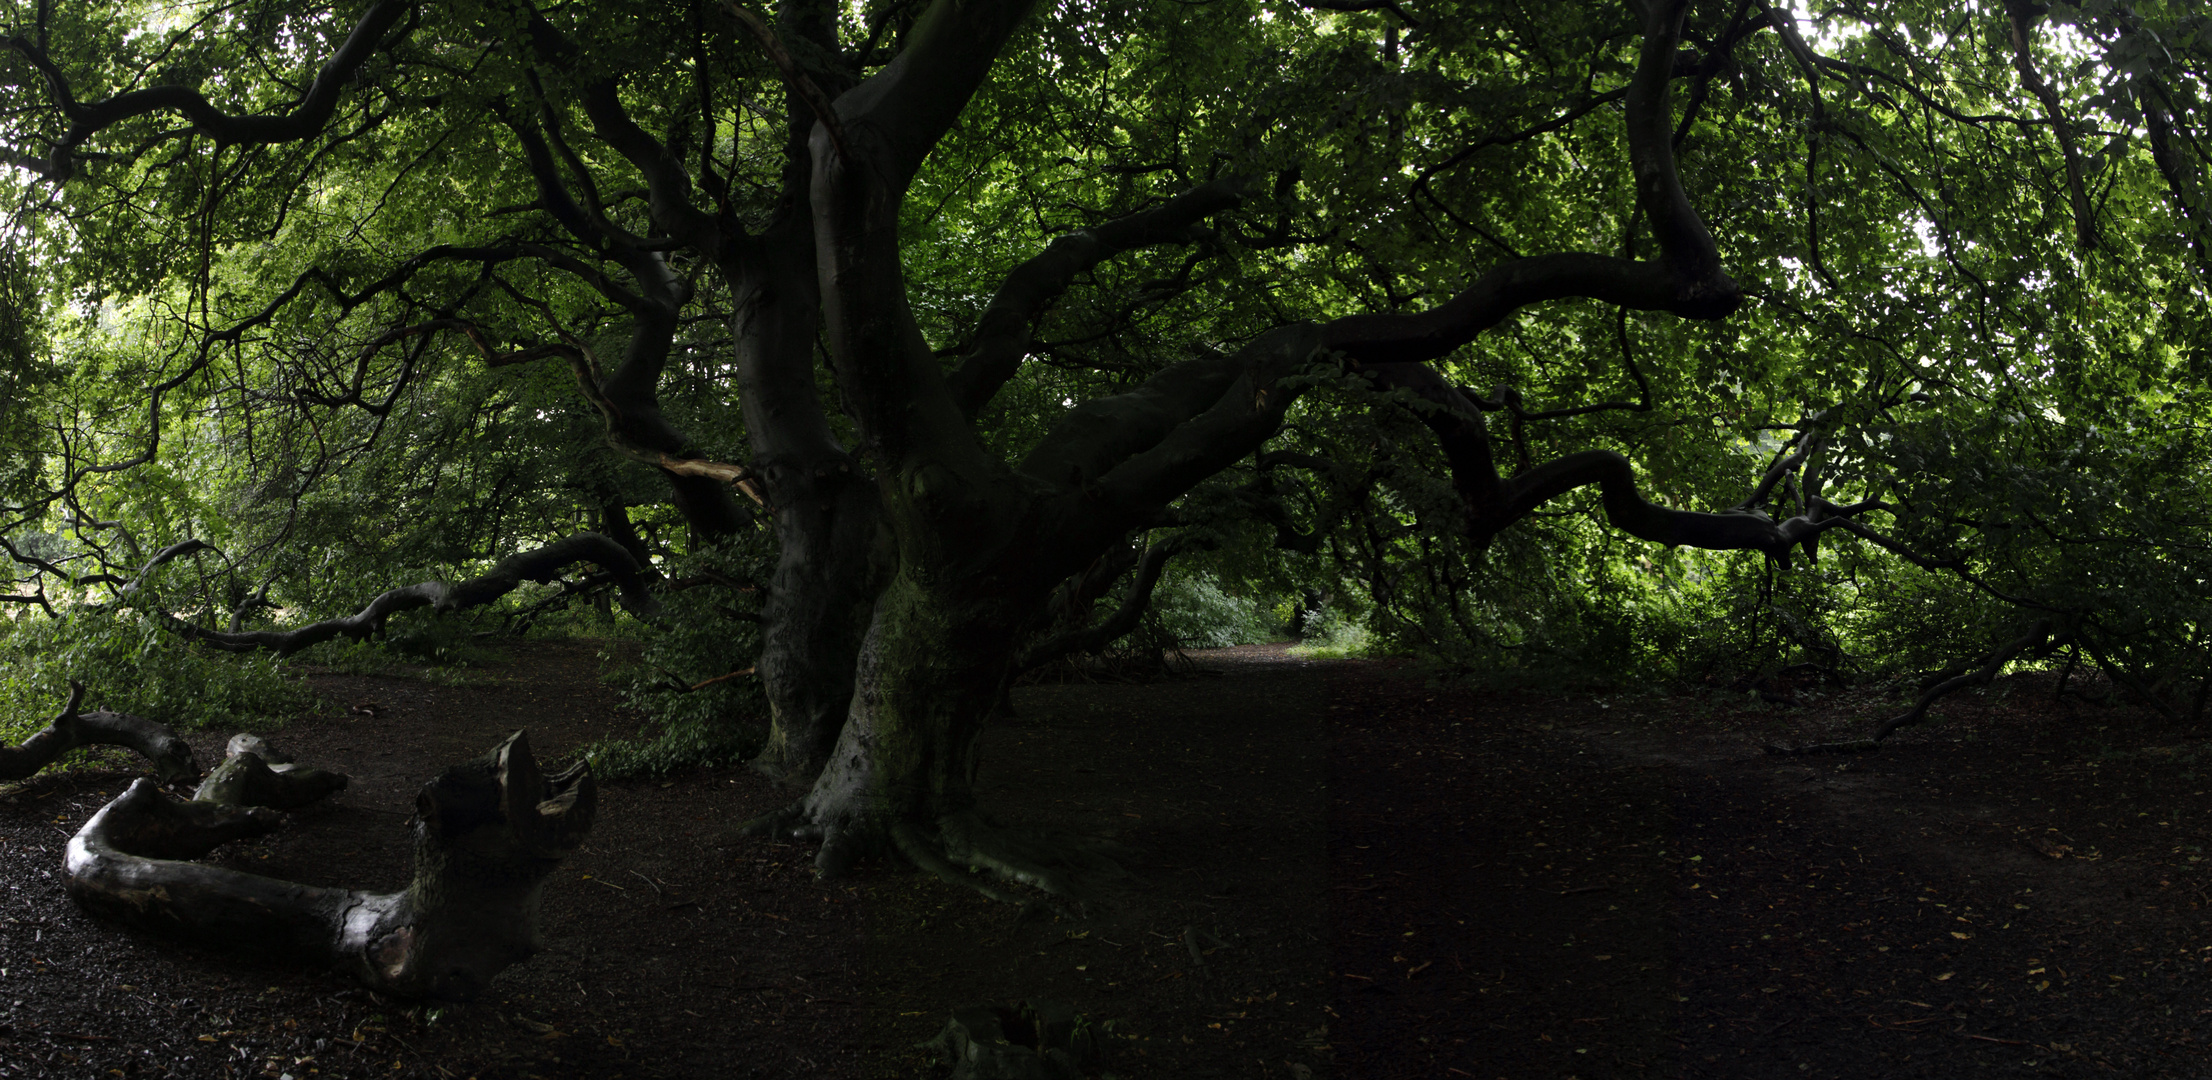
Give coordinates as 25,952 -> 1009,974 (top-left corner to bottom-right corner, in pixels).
1,640 -> 2208,1078
1329,662 -> 2212,1079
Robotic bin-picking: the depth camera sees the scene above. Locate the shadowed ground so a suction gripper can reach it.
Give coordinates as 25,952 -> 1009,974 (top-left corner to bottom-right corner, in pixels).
1,642 -> 2205,1078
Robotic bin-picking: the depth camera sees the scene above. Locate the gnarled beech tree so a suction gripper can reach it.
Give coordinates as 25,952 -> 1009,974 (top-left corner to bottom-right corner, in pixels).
15,0 -> 2212,914
736,0 -> 1897,889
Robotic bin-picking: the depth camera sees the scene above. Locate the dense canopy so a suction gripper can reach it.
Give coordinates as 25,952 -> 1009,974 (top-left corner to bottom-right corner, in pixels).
3,0 -> 2212,890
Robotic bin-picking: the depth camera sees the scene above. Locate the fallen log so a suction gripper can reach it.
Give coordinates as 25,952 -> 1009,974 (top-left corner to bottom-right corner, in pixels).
65,730 -> 591,1000
0,682 -> 198,784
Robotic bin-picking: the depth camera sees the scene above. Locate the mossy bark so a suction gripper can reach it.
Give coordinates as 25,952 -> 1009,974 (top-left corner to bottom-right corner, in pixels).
783,569 -> 1021,872
748,462 -> 884,783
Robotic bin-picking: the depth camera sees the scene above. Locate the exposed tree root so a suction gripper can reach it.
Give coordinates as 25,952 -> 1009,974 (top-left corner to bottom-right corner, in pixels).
893,820 -> 1029,906
741,803 -> 1129,909
1767,619 -> 2058,756
0,682 -> 199,784
65,730 -> 592,1000
192,734 -> 348,809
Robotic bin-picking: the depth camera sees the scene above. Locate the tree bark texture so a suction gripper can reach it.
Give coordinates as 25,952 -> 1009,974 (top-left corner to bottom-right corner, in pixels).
193,734 -> 348,810
759,573 -> 1120,899
746,458 -> 884,783
0,682 -> 198,784
65,731 -> 591,1000
729,199 -> 887,786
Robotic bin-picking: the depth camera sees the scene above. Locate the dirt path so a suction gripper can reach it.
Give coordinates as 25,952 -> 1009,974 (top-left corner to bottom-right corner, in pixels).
1329,661 -> 2212,1078
3,643 -> 2210,1078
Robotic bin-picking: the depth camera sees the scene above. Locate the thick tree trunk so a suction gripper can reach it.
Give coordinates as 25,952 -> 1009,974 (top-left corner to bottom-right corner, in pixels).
729,150 -> 886,784
785,572 -> 1012,867
748,463 -> 883,782
755,558 -> 1125,899
65,731 -> 592,1000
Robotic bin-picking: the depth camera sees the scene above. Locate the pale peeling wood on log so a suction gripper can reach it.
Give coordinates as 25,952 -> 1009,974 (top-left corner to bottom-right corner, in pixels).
64,730 -> 593,1000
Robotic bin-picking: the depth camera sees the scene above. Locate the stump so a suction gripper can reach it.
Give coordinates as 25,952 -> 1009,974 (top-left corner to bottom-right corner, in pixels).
193,734 -> 348,809
65,730 -> 592,1000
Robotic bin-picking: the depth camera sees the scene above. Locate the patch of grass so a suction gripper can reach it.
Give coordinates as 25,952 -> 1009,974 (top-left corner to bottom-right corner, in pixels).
289,626 -> 505,687
1288,613 -> 1379,660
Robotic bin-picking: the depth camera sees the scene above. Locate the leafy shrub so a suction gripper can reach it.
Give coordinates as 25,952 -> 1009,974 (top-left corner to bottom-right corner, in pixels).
1287,609 -> 1378,659
1151,571 -> 1275,649
586,541 -> 769,778
0,606 -> 314,745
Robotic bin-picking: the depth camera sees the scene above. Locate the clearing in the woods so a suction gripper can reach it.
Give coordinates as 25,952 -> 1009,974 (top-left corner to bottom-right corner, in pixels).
0,641 -> 2206,1079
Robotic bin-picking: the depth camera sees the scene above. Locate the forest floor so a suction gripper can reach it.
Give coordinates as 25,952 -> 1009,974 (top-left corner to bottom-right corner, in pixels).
1,640 -> 2210,1078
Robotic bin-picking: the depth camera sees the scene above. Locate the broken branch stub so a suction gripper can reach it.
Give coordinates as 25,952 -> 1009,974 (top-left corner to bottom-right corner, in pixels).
0,681 -> 199,784
193,734 -> 348,809
65,730 -> 592,1000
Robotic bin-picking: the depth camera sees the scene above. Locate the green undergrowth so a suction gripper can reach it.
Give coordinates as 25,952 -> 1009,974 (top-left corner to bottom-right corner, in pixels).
0,606 -> 314,745
583,713 -> 760,779
1152,571 -> 1276,650
582,541 -> 769,779
290,621 -> 503,687
1287,610 -> 1381,660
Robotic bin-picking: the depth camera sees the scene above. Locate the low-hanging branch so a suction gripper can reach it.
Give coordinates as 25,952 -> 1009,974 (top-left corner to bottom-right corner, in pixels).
169,533 -> 662,657
101,538 -> 221,605
1768,619 -> 2062,755
0,682 -> 199,784
1349,359 -> 1889,560
1016,534 -> 1213,672
65,730 -> 591,1001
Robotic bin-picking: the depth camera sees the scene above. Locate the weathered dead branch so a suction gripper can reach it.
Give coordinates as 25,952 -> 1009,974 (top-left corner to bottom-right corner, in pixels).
65,730 -> 591,1000
0,682 -> 198,783
192,735 -> 348,810
1767,620 -> 2059,755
